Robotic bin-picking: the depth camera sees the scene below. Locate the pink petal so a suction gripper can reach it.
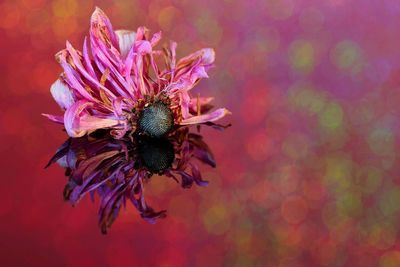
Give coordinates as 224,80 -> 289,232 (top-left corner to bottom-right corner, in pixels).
50,79 -> 75,110
42,113 -> 64,124
66,41 -> 116,99
190,66 -> 209,83
177,48 -> 215,67
150,31 -> 162,46
172,48 -> 216,90
135,40 -> 152,55
56,50 -> 97,102
64,100 -> 120,137
90,7 -> 119,49
177,90 -> 191,119
169,41 -> 177,72
179,108 -> 231,125
82,37 -> 96,78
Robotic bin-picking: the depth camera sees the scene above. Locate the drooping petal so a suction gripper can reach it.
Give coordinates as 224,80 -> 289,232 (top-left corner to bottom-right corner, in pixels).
64,100 -> 120,137
174,48 -> 215,83
115,30 -> 136,58
177,48 -> 215,67
42,113 -> 64,124
179,108 -> 231,125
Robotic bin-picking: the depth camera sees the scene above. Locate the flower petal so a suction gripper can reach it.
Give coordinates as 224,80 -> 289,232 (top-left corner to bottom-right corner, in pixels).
56,50 -> 97,102
171,48 -> 215,90
64,100 -> 120,137
50,79 -> 75,110
179,108 -> 231,125
42,113 -> 64,124
90,7 -> 119,50
65,41 -> 116,100
115,30 -> 136,58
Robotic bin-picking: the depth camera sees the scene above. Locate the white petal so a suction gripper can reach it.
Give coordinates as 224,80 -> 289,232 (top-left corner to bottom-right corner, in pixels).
201,48 -> 215,64
50,79 -> 75,110
115,30 -> 136,58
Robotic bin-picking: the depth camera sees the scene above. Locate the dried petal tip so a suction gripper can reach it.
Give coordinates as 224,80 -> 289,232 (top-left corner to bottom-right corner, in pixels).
138,102 -> 174,137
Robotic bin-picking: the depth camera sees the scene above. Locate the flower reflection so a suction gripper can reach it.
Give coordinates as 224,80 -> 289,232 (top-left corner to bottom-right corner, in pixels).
47,127 -> 217,233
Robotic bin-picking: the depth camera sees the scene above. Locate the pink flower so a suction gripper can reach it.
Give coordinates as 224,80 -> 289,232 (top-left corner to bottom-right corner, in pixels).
43,7 -> 230,138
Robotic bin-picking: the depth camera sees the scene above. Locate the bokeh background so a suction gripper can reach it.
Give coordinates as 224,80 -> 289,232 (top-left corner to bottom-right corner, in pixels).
2,0 -> 400,266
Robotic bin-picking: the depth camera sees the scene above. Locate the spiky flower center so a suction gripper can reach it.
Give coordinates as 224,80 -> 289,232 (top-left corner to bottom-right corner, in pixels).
138,136 -> 175,173
138,101 -> 174,137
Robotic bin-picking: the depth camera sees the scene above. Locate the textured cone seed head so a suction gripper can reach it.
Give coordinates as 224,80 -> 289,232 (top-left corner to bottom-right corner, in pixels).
138,101 -> 174,137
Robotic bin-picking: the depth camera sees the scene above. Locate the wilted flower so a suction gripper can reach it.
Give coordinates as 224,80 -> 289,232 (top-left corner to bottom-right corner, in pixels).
46,127 -> 216,233
43,7 -> 230,138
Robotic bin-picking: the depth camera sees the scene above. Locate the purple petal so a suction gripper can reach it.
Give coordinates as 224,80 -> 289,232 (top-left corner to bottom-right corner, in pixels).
191,164 -> 209,186
45,139 -> 71,168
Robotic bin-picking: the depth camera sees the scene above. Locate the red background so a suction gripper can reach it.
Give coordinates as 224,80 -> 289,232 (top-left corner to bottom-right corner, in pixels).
2,0 -> 400,266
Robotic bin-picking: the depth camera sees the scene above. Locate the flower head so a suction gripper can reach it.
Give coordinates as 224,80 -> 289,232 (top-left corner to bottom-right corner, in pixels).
43,7 -> 230,139
47,127 -> 216,233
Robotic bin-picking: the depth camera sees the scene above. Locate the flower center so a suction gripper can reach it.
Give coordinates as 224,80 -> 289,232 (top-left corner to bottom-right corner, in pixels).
138,101 -> 174,137
138,136 -> 175,173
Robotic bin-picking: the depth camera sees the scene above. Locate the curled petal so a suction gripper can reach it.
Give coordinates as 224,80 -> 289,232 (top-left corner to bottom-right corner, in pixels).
64,100 -> 120,137
172,48 -> 215,88
177,48 -> 215,67
115,30 -> 136,58
179,108 -> 231,125
190,66 -> 209,82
